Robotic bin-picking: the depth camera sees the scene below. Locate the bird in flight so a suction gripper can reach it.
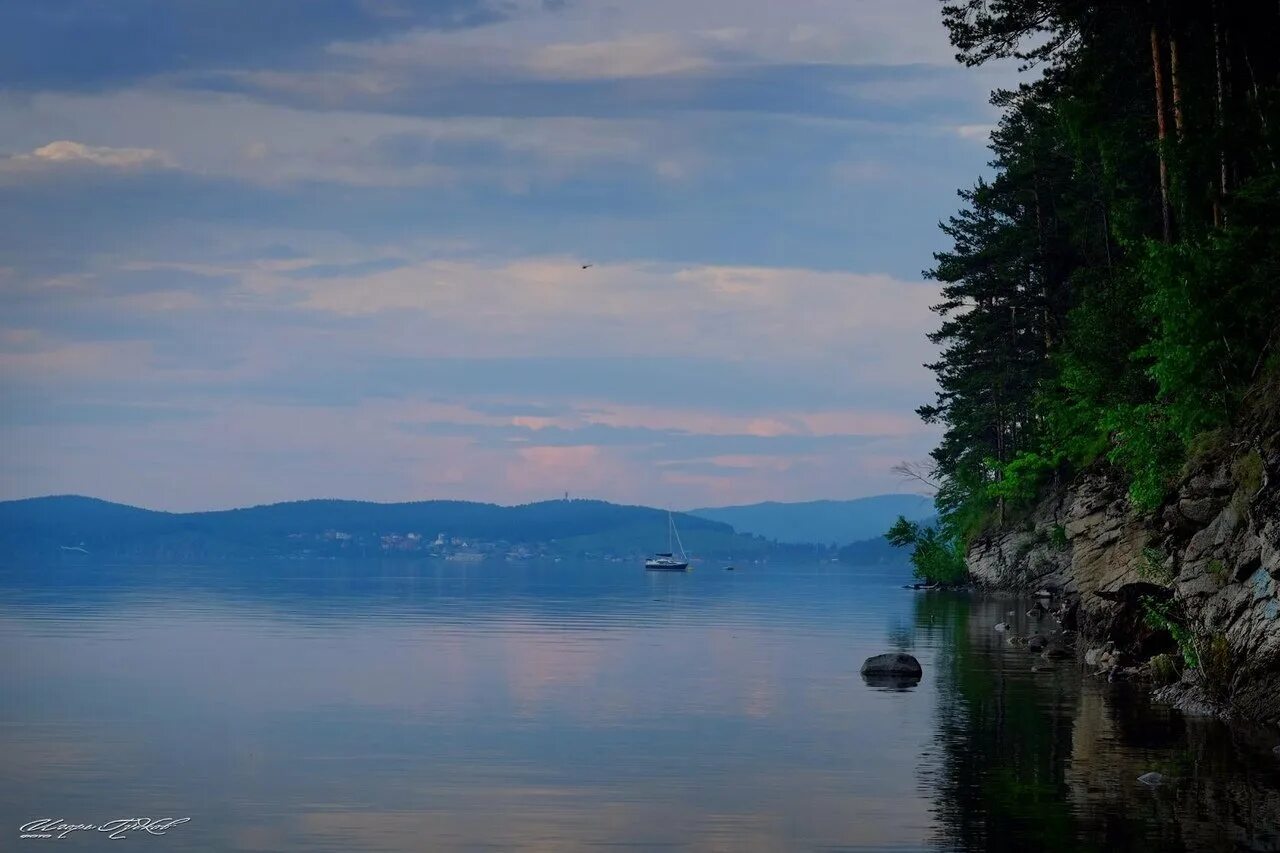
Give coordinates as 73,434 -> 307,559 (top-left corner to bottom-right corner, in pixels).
581,264 -> 593,269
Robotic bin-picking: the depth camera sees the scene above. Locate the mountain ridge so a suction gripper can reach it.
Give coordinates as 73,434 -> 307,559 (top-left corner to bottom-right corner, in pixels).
0,494 -> 817,561
688,494 -> 934,545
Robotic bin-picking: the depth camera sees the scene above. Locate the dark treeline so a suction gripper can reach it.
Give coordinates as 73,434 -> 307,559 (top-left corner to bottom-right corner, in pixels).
0,495 -> 731,560
894,0 -> 1280,581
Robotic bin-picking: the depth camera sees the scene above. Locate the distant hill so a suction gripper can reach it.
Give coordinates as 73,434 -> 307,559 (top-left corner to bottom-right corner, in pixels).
836,534 -> 911,566
688,495 -> 935,546
0,495 -> 820,562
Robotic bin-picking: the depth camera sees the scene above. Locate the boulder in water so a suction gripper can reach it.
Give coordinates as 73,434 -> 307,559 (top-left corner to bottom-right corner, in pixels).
860,653 -> 923,688
1027,635 -> 1048,652
994,622 -> 1009,632
861,652 -> 922,677
1138,772 -> 1167,786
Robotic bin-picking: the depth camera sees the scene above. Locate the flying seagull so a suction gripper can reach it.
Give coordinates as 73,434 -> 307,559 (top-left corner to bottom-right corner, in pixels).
581,264 -> 593,269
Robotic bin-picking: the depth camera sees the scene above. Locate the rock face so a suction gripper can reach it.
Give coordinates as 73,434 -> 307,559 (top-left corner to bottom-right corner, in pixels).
860,652 -> 923,677
966,377 -> 1280,725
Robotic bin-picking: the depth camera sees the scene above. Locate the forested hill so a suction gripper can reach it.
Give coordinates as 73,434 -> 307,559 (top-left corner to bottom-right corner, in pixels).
895,1 -> 1280,581
690,495 -> 934,545
0,495 -> 751,560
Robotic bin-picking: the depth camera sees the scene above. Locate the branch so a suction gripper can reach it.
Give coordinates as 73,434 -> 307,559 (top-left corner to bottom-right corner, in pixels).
892,461 -> 942,494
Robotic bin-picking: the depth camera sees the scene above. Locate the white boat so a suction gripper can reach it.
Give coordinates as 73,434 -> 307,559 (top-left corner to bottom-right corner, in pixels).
645,511 -> 689,571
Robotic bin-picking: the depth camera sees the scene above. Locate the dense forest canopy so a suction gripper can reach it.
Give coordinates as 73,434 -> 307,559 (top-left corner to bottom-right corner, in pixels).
893,0 -> 1280,582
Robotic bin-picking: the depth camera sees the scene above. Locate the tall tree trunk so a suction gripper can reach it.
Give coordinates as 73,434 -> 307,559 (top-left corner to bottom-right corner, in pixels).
1150,16 -> 1173,242
1169,27 -> 1185,141
1029,150 -> 1052,349
1168,15 -> 1188,230
1213,0 -> 1229,227
1242,45 -> 1278,171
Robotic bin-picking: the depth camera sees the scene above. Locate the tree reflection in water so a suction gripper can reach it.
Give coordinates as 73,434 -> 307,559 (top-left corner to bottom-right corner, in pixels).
914,591 -> 1280,852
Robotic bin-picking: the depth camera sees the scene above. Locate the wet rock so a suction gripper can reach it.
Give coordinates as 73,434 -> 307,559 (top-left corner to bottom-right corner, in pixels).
1036,588 -> 1054,598
994,622 -> 1009,632
860,652 -> 922,678
1043,645 -> 1074,660
1027,602 -> 1047,619
1008,634 -> 1027,646
1027,636 -> 1048,652
1138,772 -> 1167,786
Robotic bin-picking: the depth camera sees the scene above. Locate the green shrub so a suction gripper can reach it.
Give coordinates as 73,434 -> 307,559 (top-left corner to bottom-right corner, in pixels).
1141,596 -> 1198,669
1233,450 -> 1264,494
886,515 -> 968,585
1200,634 -> 1234,699
986,452 -> 1057,508
1149,653 -> 1181,686
1137,547 -> 1174,586
1185,427 -> 1229,465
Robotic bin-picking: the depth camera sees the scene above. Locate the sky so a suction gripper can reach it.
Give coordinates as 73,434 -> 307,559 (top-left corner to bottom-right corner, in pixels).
0,0 -> 1016,512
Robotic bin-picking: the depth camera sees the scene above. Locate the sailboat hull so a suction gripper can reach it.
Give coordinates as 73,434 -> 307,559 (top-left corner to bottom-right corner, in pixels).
645,560 -> 689,571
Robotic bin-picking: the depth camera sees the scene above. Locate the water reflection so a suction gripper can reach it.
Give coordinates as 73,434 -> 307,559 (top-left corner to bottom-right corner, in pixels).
918,591 -> 1280,852
0,560 -> 1277,851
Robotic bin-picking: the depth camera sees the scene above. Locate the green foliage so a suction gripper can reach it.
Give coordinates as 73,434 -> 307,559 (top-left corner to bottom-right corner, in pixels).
917,0 -> 1280,536
1148,653 -> 1181,687
885,516 -> 921,548
1136,546 -> 1174,586
1184,427 -> 1229,467
1200,635 -> 1234,698
1207,559 -> 1227,587
1049,524 -> 1068,550
1141,596 -> 1198,670
885,515 -> 968,585
986,452 -> 1057,507
1230,450 -> 1265,516
1102,403 -> 1184,510
1232,451 -> 1264,496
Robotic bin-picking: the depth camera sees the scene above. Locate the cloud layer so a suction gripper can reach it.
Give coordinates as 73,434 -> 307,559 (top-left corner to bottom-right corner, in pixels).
0,0 -> 1016,509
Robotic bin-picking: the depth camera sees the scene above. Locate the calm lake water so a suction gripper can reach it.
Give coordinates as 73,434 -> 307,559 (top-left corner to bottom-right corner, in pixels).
3,559 -> 1279,851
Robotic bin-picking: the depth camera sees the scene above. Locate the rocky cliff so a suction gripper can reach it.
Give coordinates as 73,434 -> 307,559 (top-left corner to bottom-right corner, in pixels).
966,379 -> 1280,726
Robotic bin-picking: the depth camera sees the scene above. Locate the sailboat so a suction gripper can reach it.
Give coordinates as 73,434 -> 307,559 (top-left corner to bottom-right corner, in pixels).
645,510 -> 690,571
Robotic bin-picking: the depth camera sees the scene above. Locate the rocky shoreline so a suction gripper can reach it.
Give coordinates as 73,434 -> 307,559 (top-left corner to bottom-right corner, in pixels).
964,381 -> 1279,727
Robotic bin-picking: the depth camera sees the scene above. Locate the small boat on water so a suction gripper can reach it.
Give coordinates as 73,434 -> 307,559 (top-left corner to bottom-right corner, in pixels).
645,511 -> 689,571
